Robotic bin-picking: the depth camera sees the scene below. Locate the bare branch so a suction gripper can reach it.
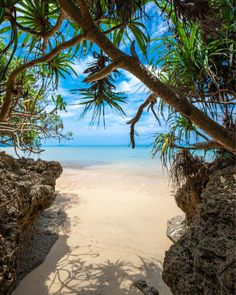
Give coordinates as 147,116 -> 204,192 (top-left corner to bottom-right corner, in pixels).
58,0 -> 83,24
43,10 -> 65,38
127,93 -> 157,148
173,140 -> 224,151
191,140 -> 223,150
11,112 -> 41,119
192,99 -> 236,105
0,200 -> 12,208
41,10 -> 65,51
104,23 -> 125,34
10,9 -> 64,39
84,60 -> 123,82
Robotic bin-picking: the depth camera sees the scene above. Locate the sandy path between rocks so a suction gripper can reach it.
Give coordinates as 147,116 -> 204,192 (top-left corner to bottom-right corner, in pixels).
13,165 -> 181,295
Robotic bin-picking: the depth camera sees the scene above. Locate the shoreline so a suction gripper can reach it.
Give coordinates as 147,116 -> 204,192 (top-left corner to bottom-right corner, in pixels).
13,165 -> 181,295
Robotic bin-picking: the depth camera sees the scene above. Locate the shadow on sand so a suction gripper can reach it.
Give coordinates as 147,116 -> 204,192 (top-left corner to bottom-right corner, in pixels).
13,191 -> 171,295
47,254 -> 171,295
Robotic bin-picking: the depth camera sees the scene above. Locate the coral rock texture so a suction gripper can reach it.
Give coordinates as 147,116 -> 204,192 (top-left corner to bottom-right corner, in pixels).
163,166 -> 236,295
0,152 -> 62,295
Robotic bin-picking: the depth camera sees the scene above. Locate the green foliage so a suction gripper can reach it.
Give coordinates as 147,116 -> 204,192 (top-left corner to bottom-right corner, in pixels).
152,132 -> 176,167
16,0 -> 58,32
0,0 -> 234,160
46,53 -> 77,88
104,0 -> 147,23
0,39 -> 69,151
150,0 -> 235,166
52,94 -> 67,111
71,51 -> 127,126
0,0 -> 154,152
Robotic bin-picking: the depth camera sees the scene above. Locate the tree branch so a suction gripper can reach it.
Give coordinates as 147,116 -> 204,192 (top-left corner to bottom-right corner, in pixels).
83,60 -> 123,82
174,140 -> 224,150
75,0 -> 93,20
41,10 -> 65,51
43,10 -> 65,38
57,0 -> 236,152
104,23 -> 125,35
127,93 -> 157,148
192,99 -> 236,105
11,9 -> 64,39
0,33 -> 86,122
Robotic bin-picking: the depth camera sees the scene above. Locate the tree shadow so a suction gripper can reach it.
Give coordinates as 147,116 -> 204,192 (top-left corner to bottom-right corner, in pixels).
12,193 -> 74,295
13,191 -> 172,295
48,254 -> 171,295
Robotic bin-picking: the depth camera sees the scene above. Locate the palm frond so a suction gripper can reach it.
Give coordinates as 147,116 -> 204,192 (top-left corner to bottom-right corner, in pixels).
71,51 -> 127,126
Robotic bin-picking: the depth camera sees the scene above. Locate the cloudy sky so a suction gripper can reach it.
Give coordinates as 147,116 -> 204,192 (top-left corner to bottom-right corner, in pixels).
48,3 -> 169,146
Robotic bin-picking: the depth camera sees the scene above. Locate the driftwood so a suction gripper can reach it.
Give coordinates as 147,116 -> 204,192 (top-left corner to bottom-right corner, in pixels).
134,279 -> 159,295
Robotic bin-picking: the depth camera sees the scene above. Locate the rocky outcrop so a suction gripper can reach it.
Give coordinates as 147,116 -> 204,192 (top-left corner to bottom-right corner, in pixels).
135,279 -> 160,295
172,151 -> 234,223
0,152 -> 62,295
166,215 -> 187,243
163,166 -> 236,295
175,180 -> 203,223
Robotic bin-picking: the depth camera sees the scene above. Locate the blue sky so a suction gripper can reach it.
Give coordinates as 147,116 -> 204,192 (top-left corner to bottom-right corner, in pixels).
48,3 -> 170,146
1,2 -> 170,146
55,68 -> 161,146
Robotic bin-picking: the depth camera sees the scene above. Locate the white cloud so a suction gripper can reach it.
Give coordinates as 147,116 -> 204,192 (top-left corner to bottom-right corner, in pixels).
72,55 -> 95,77
58,111 -> 76,118
117,70 -> 147,94
67,99 -> 83,110
151,22 -> 169,38
146,65 -> 167,80
68,104 -> 82,110
145,2 -> 158,14
57,85 -> 71,97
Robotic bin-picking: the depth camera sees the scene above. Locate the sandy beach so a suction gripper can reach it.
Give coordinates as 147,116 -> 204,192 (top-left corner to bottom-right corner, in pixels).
13,163 -> 181,295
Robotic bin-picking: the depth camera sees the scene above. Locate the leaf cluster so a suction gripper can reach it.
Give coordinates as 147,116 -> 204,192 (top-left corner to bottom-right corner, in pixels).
71,51 -> 127,126
150,0 -> 235,168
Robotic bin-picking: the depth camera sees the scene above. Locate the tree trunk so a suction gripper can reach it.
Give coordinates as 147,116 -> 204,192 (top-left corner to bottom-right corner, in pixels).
58,0 -> 235,152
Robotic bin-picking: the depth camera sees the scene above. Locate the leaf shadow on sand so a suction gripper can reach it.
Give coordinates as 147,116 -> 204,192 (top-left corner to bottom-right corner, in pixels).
47,254 -> 171,295
13,191 -> 171,295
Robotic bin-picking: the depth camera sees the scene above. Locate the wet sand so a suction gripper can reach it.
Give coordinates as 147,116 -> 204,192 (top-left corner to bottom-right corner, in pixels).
13,164 -> 181,295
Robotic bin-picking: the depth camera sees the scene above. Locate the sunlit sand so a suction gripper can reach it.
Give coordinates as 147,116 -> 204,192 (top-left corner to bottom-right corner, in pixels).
13,164 -> 181,295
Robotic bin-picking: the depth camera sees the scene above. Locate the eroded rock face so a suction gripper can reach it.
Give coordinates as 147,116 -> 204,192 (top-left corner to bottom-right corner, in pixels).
0,152 -> 62,295
163,166 -> 236,295
175,180 -> 203,223
166,215 -> 187,243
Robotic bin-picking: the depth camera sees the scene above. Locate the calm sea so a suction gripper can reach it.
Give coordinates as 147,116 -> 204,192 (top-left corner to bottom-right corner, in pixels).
1,145 -> 162,170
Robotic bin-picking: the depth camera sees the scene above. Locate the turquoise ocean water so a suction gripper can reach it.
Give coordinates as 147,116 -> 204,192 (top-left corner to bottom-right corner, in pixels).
1,145 -> 214,172
1,145 -> 162,169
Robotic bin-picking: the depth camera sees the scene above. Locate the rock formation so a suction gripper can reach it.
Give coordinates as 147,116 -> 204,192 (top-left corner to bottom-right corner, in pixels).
163,165 -> 236,295
166,215 -> 187,243
0,152 -> 62,295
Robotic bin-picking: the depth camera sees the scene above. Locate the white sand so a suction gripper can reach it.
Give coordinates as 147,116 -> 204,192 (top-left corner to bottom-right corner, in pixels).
13,164 -> 181,295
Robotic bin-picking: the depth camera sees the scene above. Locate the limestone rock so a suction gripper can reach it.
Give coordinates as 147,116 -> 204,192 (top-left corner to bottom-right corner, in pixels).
175,181 -> 202,223
0,152 -> 62,295
135,279 -> 160,295
167,215 -> 187,243
162,166 -> 236,295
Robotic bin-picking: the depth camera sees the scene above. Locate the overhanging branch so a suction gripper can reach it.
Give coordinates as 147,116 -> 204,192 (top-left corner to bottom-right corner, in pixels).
0,33 -> 86,122
127,93 -> 157,148
173,140 -> 224,151
58,0 -> 236,152
84,60 -> 123,82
